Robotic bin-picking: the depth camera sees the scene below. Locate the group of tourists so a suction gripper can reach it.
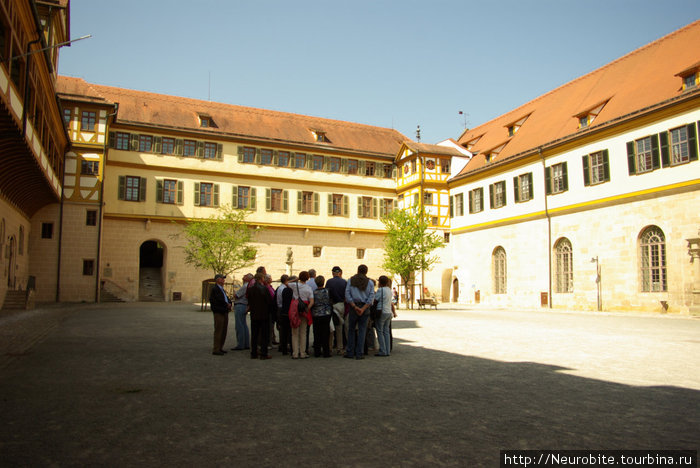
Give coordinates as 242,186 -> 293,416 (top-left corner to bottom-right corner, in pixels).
208,264 -> 398,360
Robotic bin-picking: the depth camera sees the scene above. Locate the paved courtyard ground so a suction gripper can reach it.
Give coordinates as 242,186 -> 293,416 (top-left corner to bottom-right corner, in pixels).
0,302 -> 698,466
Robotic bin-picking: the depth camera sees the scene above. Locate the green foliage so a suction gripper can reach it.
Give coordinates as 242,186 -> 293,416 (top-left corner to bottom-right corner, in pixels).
381,207 -> 444,285
174,205 -> 258,277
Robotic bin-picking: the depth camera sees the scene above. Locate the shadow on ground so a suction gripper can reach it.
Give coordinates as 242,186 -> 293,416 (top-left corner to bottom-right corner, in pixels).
0,303 -> 697,467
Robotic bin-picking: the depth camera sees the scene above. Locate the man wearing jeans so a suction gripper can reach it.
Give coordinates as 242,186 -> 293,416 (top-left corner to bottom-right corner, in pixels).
344,264 -> 375,360
232,273 -> 253,350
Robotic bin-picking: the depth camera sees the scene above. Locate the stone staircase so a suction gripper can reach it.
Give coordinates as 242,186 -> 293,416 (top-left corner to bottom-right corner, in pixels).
1,290 -> 31,311
139,267 -> 164,302
100,289 -> 125,303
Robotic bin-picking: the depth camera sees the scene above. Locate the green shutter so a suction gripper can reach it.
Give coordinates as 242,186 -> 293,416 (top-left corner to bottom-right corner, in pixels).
545,167 -> 552,195
479,188 -> 484,210
194,183 -> 200,206
266,188 -> 271,211
324,156 -> 330,171
118,175 -> 125,200
359,160 -> 366,176
341,159 -> 348,173
232,185 -> 238,208
501,181 -> 507,205
489,184 -> 494,208
216,143 -> 223,160
659,131 -> 670,167
177,181 -> 184,205
238,146 -> 244,163
468,190 -> 473,213
561,162 -> 568,192
651,134 -> 660,170
175,139 -> 183,156
602,150 -> 610,182
688,123 -> 698,162
328,194 -> 333,215
139,178 -> 147,201
380,199 -> 386,218
130,134 -> 139,151
283,190 -> 289,212
108,131 -> 115,148
297,191 -> 302,213
313,192 -> 319,215
273,150 -> 279,165
357,196 -> 363,218
250,188 -> 256,210
255,148 -> 261,165
156,179 -> 163,203
626,141 -> 636,175
513,176 -> 521,201
372,198 -> 377,218
582,155 -> 590,186
153,136 -> 162,153
213,184 -> 220,207
196,141 -> 204,158
344,195 -> 350,217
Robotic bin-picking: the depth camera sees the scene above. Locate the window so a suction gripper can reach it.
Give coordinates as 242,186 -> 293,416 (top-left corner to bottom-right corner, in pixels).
640,226 -> 667,292
240,146 -> 255,163
118,176 -> 145,202
315,131 -> 330,143
382,164 -> 393,178
261,149 -> 273,165
19,225 -> 24,255
489,181 -> 507,208
469,188 -> 484,213
454,193 -> 464,216
380,198 -> 395,217
196,182 -> 219,207
508,125 -> 516,137
233,186 -> 256,210
312,155 -> 324,171
683,72 -> 697,90
81,160 -> 99,176
423,192 -> 434,206
329,194 -> 346,216
365,162 -> 376,176
294,153 -> 306,169
278,151 -> 290,167
329,157 -> 341,172
356,248 -> 365,259
162,137 -> 175,155
83,259 -> 95,276
627,136 -> 659,175
493,247 -> 506,294
266,189 -> 288,212
660,125 -> 698,167
81,111 -> 96,132
116,132 -> 130,150
162,180 -> 177,204
313,246 -> 322,257
358,197 -> 376,218
201,142 -> 217,159
582,151 -> 610,186
199,115 -> 216,128
86,210 -> 97,226
139,135 -> 153,152
431,216 -> 439,226
298,191 -> 318,214
555,238 -> 573,293
444,232 -> 450,243
441,159 -> 450,173
545,162 -> 568,194
347,159 -> 358,174
513,173 -> 533,202
41,222 -> 53,239
183,140 -> 197,157
63,108 -> 71,125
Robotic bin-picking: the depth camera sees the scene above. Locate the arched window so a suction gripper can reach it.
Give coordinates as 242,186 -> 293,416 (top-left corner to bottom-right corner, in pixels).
640,226 -> 667,292
493,247 -> 507,294
555,238 -> 573,293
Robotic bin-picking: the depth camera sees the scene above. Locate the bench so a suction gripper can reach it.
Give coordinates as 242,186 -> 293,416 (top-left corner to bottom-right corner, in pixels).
417,298 -> 438,310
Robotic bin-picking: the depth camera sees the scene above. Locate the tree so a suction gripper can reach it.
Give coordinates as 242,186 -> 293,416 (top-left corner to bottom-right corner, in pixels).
174,205 -> 258,277
381,207 -> 444,302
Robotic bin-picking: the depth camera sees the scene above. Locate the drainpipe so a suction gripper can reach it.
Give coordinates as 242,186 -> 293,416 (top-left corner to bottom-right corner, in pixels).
539,147 -> 552,308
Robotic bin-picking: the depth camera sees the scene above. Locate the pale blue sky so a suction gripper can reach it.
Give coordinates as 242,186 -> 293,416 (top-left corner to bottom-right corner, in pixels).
59,0 -> 700,144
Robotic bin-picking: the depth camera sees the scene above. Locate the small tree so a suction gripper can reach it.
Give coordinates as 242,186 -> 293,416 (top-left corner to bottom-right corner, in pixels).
174,205 -> 258,277
381,207 -> 444,305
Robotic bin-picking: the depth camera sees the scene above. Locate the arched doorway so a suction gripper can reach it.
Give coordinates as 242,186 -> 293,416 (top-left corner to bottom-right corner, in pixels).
139,240 -> 165,301
452,278 -> 459,303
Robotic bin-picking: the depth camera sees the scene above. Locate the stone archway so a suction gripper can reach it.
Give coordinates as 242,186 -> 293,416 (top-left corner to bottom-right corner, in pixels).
139,240 -> 165,301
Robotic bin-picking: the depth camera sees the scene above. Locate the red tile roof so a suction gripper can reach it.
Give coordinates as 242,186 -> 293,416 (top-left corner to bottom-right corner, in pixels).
455,19 -> 700,178
56,76 -> 407,158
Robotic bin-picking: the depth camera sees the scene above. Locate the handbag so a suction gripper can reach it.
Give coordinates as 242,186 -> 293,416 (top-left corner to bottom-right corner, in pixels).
295,282 -> 307,314
370,288 -> 383,321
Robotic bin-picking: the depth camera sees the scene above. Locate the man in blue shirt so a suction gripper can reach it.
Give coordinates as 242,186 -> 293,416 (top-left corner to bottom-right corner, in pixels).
344,264 -> 375,359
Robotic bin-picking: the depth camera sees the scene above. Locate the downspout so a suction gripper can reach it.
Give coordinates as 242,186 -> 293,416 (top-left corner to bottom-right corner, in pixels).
539,147 -> 552,308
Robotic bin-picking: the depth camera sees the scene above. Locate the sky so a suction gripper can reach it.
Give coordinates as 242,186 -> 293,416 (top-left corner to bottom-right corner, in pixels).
58,0 -> 700,144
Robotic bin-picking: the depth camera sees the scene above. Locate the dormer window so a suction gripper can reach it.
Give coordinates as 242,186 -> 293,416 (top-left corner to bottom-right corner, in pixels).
575,100 -> 609,129
199,115 -> 217,128
505,114 -> 530,137
311,129 -> 330,143
676,62 -> 700,91
508,126 -> 516,137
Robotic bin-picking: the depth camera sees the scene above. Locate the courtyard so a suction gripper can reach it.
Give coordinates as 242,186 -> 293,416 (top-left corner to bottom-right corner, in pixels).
1,303 -> 698,466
